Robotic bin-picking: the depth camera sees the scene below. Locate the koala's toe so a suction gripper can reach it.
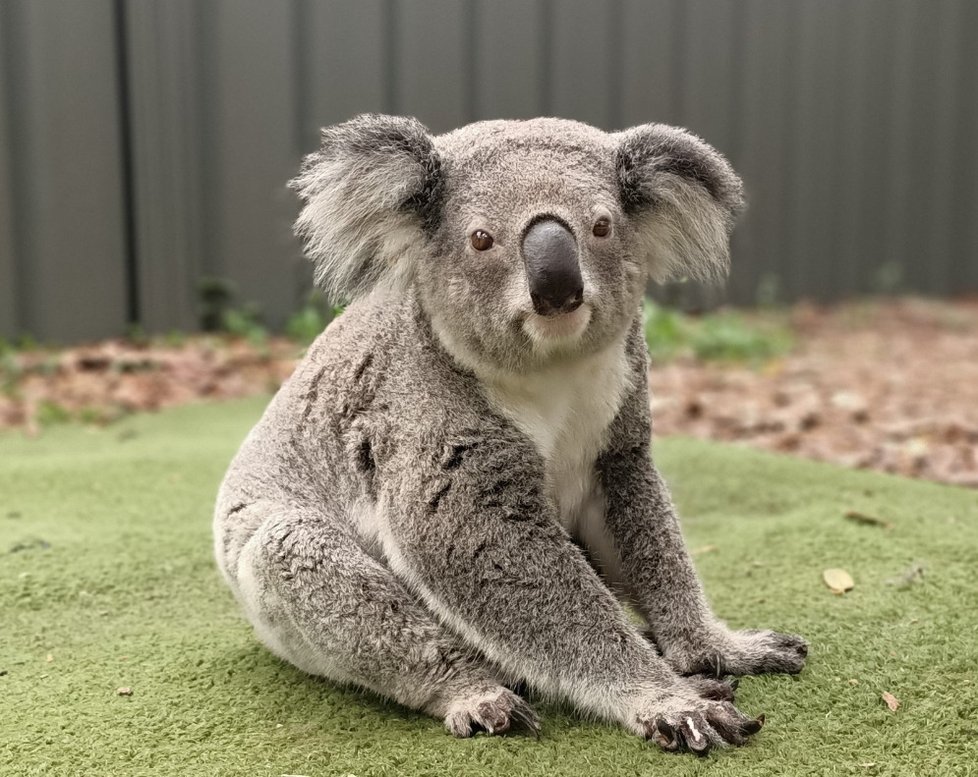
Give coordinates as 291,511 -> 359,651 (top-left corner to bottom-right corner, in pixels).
719,629 -> 809,676
445,710 -> 477,738
762,631 -> 809,672
778,633 -> 809,658
685,674 -> 738,702
648,718 -> 681,751
671,712 -> 714,755
444,688 -> 539,738
475,700 -> 512,734
706,706 -> 765,746
641,696 -> 762,755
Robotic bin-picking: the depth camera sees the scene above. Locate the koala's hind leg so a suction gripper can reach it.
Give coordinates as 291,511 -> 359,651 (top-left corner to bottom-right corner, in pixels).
226,506 -> 538,737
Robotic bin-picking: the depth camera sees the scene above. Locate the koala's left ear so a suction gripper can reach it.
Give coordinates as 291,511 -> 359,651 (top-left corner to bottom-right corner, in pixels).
616,124 -> 744,283
290,114 -> 443,302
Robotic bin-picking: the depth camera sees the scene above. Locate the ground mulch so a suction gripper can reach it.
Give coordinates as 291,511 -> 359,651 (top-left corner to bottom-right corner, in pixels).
0,337 -> 299,433
649,298 -> 978,488
2,297 -> 975,488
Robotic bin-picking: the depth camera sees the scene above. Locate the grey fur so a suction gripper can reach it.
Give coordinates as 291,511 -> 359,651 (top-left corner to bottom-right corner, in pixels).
215,115 -> 805,754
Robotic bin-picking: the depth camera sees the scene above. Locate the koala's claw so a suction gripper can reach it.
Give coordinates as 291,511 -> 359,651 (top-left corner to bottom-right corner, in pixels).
685,674 -> 738,702
444,688 -> 540,738
642,702 -> 764,755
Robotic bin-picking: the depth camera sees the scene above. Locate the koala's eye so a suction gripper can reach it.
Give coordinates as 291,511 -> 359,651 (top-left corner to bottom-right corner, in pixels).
470,230 -> 494,251
592,217 -> 611,238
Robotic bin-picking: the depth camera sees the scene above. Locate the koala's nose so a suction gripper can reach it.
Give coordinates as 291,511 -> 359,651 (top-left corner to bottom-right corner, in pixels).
521,218 -> 584,317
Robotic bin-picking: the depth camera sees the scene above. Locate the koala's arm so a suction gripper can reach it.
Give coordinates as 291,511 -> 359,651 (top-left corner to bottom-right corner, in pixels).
377,421 -> 694,728
597,333 -> 808,676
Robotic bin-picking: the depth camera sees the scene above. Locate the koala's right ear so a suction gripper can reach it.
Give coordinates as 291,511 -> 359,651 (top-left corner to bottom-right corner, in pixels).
290,114 -> 443,301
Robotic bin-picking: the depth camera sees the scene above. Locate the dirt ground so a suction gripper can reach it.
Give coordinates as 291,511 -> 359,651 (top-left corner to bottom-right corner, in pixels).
2,297 -> 976,488
649,298 -> 978,488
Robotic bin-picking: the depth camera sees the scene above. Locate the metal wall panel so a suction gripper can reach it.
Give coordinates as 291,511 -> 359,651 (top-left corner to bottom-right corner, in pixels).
123,0 -> 211,331
472,0 -> 546,121
620,0 -> 683,127
206,0 -> 303,329
954,0 -> 978,292
0,5 -> 19,335
549,0 -> 622,129
727,0 -> 796,304
392,0 -> 471,131
2,0 -> 977,341
0,0 -> 130,341
299,0 -> 389,149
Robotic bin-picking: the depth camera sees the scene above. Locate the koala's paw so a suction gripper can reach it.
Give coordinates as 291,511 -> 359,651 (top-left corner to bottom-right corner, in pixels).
661,628 -> 808,678
443,687 -> 540,738
630,690 -> 764,755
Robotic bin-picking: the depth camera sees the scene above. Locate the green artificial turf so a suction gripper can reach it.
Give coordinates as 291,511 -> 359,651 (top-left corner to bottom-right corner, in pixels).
2,398 -> 977,777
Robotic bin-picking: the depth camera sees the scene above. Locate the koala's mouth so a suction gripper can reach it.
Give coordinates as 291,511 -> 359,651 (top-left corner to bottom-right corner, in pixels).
522,304 -> 592,345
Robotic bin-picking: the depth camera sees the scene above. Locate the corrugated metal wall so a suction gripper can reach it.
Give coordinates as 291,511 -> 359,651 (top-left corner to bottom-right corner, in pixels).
2,0 -> 977,342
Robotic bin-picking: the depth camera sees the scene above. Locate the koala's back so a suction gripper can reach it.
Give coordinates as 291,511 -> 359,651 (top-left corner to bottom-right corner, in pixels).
214,291 -> 503,573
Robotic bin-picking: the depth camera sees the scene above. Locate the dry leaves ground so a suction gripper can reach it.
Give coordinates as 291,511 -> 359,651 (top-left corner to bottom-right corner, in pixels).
2,296 -> 975,488
649,297 -> 978,488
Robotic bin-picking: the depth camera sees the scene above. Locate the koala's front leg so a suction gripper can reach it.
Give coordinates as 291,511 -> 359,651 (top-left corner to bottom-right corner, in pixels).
379,432 -> 764,753
598,441 -> 808,678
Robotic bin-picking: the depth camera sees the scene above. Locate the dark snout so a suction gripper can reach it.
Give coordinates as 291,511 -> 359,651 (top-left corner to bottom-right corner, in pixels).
522,219 -> 584,316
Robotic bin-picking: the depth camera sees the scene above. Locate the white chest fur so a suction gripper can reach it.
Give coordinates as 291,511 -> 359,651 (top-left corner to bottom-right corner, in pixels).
481,341 -> 631,534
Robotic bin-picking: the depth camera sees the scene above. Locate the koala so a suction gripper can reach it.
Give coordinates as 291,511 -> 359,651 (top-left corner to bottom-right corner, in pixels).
213,114 -> 807,755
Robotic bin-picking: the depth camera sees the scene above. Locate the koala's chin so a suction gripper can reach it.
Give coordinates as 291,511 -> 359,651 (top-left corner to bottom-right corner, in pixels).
522,305 -> 592,350
214,115 -> 807,755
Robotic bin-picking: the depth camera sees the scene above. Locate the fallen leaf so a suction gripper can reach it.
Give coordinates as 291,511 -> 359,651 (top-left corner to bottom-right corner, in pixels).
45,653 -> 53,663
823,568 -> 855,594
844,510 -> 893,529
116,687 -> 133,697
692,545 -> 717,556
881,691 -> 900,712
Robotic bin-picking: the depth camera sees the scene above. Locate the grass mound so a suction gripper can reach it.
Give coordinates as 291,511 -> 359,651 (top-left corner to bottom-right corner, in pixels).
2,398 -> 975,776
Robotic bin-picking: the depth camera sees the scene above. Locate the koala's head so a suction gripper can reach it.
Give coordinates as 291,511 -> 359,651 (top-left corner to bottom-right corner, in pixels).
291,114 -> 743,373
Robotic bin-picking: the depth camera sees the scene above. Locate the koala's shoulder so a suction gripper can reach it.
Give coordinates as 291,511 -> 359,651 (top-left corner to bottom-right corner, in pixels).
294,294 -> 492,433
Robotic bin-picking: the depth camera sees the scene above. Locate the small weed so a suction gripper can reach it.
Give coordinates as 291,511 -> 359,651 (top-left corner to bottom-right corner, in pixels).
196,277 -> 270,345
0,334 -> 42,355
690,312 -> 793,362
643,300 -> 793,364
36,400 -> 72,427
871,262 -> 904,295
15,334 -> 39,352
221,306 -> 268,346
643,302 -> 688,363
77,407 -> 104,425
755,273 -> 782,308
161,330 -> 187,348
198,277 -> 236,333
285,293 -> 344,346
125,324 -> 150,347
37,355 -> 60,376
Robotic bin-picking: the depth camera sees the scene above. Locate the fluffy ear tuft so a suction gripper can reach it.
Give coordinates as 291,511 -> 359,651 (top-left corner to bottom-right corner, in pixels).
616,124 -> 744,283
289,114 -> 443,301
